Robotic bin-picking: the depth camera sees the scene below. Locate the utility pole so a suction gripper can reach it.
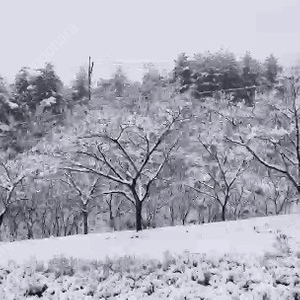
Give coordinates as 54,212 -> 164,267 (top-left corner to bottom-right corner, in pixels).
88,56 -> 94,101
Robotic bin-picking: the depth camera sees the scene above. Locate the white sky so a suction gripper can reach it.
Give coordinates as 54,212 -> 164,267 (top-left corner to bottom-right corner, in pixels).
1,0 -> 300,84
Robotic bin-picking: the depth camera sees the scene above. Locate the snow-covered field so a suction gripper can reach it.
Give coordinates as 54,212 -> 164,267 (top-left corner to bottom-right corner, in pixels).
1,214 -> 300,299
0,214 -> 300,265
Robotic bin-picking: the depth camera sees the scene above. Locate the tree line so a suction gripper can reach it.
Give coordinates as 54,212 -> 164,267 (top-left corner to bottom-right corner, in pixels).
0,50 -> 298,241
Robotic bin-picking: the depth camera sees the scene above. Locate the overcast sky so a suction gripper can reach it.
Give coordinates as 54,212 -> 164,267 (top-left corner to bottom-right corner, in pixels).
1,0 -> 300,84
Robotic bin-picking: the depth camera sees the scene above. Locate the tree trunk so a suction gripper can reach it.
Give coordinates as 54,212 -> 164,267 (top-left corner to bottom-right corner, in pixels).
212,214 -> 217,222
208,205 -> 212,222
82,210 -> 88,235
53,210 -> 60,237
63,223 -> 68,236
108,208 -> 116,230
0,212 -> 4,241
221,205 -> 226,221
135,200 -> 143,232
169,207 -> 175,226
265,203 -> 268,216
27,226 -> 33,239
41,222 -> 46,238
197,210 -> 202,224
109,217 -> 115,231
222,194 -> 230,222
55,216 -> 60,237
0,212 -> 4,231
151,212 -> 157,228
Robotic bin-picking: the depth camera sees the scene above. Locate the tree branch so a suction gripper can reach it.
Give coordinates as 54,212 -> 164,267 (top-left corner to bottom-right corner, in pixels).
225,136 -> 299,190
61,172 -> 83,196
102,190 -> 135,206
96,144 -> 125,180
62,165 -> 130,186
141,138 -> 179,202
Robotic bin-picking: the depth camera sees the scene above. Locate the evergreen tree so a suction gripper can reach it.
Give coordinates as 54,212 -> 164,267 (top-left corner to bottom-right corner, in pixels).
173,53 -> 192,93
264,54 -> 282,86
72,67 -> 88,104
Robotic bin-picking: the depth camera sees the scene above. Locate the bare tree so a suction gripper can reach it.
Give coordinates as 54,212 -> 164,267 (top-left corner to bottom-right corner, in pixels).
68,213 -> 81,235
66,113 -> 182,231
186,142 -> 246,221
194,198 -> 207,224
6,205 -> 21,241
0,162 -> 27,236
21,199 -> 40,239
40,203 -> 51,238
61,171 -> 100,234
228,184 -> 252,220
168,198 -> 177,226
225,77 -> 300,197
261,171 -> 297,215
176,186 -> 195,225
102,192 -> 126,230
144,194 -> 167,228
38,182 -> 58,238
56,197 -> 80,236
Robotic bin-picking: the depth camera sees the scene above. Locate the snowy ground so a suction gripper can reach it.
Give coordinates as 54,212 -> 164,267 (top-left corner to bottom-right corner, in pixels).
0,214 -> 300,265
1,214 -> 300,299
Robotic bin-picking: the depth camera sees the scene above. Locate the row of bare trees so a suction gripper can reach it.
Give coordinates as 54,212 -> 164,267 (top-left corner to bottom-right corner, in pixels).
0,77 -> 300,240
0,161 -> 295,240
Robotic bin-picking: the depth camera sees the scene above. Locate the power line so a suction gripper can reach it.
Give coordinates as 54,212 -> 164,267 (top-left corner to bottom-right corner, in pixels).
193,85 -> 258,96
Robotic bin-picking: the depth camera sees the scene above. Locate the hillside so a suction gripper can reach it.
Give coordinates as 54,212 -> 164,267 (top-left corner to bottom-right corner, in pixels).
1,214 -> 299,265
1,214 -> 300,299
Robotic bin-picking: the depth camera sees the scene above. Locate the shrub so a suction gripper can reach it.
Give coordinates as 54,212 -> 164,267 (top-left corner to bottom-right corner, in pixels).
47,255 -> 76,277
1,250 -> 300,299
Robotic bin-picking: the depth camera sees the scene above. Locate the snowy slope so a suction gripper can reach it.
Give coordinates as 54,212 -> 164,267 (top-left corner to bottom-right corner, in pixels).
0,214 -> 300,265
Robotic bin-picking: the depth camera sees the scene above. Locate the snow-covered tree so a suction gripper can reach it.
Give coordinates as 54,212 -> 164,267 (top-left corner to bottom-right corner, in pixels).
225,77 -> 300,199
66,110 -> 184,232
185,101 -> 250,221
71,67 -> 89,104
60,171 -> 100,234
0,160 -> 28,236
264,54 -> 282,87
253,170 -> 297,216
